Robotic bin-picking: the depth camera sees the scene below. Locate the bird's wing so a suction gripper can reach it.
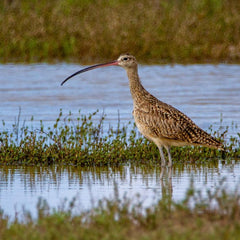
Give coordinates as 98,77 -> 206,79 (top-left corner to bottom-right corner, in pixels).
134,101 -> 205,144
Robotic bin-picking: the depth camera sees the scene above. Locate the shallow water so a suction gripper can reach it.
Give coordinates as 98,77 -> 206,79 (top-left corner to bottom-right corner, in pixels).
0,63 -> 240,135
0,161 -> 239,219
0,63 -> 240,219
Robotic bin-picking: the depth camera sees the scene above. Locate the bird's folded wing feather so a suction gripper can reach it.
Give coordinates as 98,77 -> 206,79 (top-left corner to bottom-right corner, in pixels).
134,102 -> 206,144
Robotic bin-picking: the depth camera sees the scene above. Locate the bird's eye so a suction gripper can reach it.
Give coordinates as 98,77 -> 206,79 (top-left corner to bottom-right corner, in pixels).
123,57 -> 128,61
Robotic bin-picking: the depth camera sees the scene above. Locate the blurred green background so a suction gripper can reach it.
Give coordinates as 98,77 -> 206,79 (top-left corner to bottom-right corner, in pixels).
1,0 -> 240,63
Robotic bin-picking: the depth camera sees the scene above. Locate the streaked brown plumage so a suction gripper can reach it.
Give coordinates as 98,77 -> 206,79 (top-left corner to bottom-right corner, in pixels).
61,54 -> 224,167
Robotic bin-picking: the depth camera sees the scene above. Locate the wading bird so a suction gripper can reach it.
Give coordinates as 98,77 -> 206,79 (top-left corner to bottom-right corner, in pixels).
61,54 -> 224,167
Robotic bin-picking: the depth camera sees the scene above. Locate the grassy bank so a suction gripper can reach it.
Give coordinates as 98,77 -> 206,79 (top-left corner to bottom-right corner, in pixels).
0,110 -> 239,166
1,181 -> 240,239
1,0 -> 240,63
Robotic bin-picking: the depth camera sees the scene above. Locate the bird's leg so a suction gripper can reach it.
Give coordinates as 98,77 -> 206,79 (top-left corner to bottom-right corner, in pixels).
158,146 -> 166,167
165,146 -> 172,167
160,166 -> 165,179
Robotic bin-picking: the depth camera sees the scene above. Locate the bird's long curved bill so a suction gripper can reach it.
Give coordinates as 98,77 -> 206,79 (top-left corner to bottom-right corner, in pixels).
61,60 -> 118,86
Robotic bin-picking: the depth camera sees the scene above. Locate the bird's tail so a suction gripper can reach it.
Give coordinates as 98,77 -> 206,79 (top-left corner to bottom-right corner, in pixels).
195,129 -> 224,151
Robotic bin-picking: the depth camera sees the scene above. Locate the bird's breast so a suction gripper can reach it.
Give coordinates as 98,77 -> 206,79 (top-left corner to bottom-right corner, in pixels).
132,109 -> 157,141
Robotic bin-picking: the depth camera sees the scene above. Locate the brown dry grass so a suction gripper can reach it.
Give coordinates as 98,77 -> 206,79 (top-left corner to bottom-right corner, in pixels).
1,0 -> 240,63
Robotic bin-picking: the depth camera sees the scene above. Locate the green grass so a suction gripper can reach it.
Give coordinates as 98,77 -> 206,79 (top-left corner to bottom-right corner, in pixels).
1,180 -> 240,239
1,0 -> 240,63
0,110 -> 239,166
0,109 -> 239,238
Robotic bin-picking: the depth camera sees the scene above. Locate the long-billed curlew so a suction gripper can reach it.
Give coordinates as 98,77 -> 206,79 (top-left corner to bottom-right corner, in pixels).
61,54 -> 224,167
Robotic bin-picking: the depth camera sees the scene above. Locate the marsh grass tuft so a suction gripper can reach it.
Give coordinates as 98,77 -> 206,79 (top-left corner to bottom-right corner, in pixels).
0,110 -> 239,166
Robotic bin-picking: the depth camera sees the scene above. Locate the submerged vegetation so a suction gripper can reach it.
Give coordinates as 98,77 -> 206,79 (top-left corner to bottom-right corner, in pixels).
0,110 -> 239,166
1,0 -> 240,63
1,180 -> 240,239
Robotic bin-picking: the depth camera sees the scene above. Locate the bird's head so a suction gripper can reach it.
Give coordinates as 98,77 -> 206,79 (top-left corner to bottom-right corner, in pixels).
116,54 -> 137,69
61,54 -> 137,86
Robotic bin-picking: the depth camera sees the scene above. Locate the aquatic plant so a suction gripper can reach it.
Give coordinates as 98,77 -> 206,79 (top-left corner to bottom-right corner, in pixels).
0,110 -> 239,166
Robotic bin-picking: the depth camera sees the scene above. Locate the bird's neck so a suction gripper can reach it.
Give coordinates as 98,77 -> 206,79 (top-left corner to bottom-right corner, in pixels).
126,67 -> 146,102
